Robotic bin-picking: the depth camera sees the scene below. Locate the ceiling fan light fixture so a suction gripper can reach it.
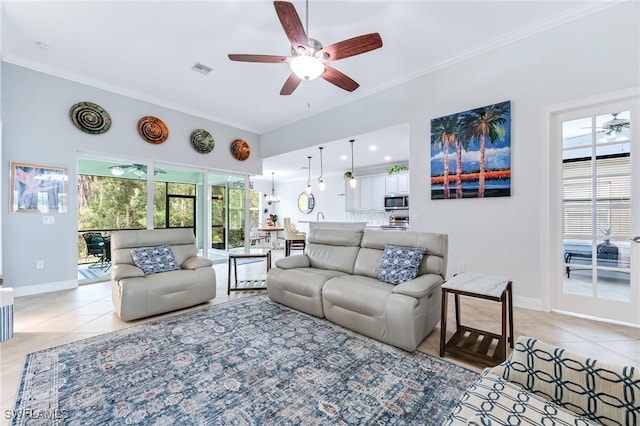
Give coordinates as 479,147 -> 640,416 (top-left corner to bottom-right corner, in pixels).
290,55 -> 324,81
110,166 -> 125,176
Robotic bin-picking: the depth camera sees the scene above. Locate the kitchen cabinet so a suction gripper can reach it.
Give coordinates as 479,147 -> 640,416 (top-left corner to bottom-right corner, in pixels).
345,174 -> 385,212
385,171 -> 409,195
345,179 -> 361,211
360,175 -> 385,211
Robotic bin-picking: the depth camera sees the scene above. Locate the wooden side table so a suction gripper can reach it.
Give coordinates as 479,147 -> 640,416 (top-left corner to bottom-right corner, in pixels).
227,248 -> 272,295
439,272 -> 514,366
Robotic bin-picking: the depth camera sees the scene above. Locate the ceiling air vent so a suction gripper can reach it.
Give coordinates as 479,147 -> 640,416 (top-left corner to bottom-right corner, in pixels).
192,63 -> 212,75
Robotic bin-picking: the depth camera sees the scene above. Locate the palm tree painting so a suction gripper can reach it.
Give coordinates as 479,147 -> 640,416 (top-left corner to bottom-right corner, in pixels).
430,100 -> 511,199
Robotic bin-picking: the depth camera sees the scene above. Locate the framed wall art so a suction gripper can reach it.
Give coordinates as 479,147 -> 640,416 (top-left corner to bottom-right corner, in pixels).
430,100 -> 511,199
9,161 -> 69,213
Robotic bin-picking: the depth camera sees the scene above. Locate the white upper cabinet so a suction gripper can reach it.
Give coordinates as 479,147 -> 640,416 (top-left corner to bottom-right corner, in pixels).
385,171 -> 409,195
345,174 -> 385,212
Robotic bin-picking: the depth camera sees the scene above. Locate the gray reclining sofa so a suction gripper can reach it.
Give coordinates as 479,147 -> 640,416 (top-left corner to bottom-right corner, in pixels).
266,227 -> 448,351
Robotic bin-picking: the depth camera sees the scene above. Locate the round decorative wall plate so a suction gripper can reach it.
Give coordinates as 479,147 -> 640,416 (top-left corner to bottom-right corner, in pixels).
138,116 -> 169,144
190,129 -> 215,154
231,139 -> 250,161
69,102 -> 112,134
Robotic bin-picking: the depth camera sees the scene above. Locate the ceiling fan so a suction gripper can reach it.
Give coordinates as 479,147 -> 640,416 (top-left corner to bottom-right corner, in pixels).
109,164 -> 167,177
581,113 -> 631,135
228,1 -> 383,95
600,113 -> 630,135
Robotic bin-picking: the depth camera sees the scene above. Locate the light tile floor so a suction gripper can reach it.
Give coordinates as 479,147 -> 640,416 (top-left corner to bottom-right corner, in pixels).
1,249 -> 639,424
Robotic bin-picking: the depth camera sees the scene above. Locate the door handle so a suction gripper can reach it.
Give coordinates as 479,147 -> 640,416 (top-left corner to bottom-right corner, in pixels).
632,236 -> 640,243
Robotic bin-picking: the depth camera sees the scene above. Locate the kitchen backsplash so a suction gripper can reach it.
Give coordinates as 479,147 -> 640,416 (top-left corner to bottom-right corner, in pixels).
346,211 -> 400,226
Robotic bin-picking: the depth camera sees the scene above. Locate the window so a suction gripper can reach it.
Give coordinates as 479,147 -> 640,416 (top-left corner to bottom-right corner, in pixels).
78,174 -> 148,231
154,182 -> 197,229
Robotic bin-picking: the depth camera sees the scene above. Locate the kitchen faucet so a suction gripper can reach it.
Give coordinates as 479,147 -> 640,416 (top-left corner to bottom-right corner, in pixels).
316,211 -> 325,221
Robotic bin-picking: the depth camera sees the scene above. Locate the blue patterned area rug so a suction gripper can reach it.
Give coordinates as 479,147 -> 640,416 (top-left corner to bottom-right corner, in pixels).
12,296 -> 478,425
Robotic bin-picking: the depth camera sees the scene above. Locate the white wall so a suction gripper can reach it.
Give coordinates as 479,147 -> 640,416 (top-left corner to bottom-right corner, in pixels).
2,64 -> 261,295
260,2 -> 640,307
267,174 -> 348,233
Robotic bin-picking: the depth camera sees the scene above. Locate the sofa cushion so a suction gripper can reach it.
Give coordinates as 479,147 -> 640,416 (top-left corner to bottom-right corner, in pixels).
266,267 -> 346,318
323,275 -> 394,317
444,370 -> 598,426
378,244 -> 426,284
361,229 -> 448,280
490,336 -> 640,426
130,244 -> 180,275
304,228 -> 364,274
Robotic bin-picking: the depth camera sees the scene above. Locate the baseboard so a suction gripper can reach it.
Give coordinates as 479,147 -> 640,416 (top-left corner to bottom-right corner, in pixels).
513,295 -> 543,311
11,280 -> 78,297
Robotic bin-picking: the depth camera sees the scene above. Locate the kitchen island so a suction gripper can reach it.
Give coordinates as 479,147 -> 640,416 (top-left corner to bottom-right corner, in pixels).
299,221 -> 368,232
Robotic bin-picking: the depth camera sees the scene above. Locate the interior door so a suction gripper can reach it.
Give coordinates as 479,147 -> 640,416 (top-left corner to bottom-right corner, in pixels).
554,99 -> 639,325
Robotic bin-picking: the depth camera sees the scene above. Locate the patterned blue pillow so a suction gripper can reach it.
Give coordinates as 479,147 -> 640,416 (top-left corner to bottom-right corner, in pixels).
378,244 -> 426,284
130,244 -> 180,275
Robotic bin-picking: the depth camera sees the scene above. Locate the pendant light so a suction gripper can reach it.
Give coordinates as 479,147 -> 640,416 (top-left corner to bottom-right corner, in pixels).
317,146 -> 325,191
306,156 -> 313,194
266,172 -> 280,204
349,139 -> 357,189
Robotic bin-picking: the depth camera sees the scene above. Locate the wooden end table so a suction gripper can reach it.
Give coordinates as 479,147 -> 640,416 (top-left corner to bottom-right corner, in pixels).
227,248 -> 272,295
439,272 -> 514,366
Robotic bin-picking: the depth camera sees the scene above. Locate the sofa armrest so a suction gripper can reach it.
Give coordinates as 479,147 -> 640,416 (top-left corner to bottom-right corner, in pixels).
111,264 -> 145,281
392,274 -> 442,298
274,255 -> 311,269
182,256 -> 213,270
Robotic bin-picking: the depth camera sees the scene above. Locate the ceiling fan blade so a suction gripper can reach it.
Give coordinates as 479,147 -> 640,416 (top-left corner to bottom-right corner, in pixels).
280,73 -> 302,95
321,65 -> 359,92
318,33 -> 383,62
274,1 -> 309,53
228,54 -> 289,63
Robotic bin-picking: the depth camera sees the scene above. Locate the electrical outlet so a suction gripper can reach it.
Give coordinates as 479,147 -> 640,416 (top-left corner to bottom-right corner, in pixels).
412,214 -> 422,223
43,216 -> 54,224
457,261 -> 465,273
36,260 -> 44,269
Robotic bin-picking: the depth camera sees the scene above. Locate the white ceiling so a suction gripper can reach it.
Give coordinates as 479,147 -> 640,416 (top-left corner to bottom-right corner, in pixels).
2,0 -> 599,180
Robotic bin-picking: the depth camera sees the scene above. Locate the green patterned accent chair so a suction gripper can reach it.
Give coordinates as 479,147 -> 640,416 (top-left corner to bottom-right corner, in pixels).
446,336 -> 639,425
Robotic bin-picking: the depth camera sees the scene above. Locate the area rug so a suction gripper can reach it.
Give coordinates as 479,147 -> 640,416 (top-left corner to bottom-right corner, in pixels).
13,295 -> 478,425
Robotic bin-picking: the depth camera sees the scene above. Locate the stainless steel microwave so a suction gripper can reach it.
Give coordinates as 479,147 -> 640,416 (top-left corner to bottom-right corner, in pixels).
384,195 -> 409,210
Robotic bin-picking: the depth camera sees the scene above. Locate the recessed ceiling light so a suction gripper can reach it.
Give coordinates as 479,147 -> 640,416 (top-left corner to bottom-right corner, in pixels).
340,155 -> 347,161
369,145 -> 377,151
35,41 -> 53,51
384,156 -> 391,161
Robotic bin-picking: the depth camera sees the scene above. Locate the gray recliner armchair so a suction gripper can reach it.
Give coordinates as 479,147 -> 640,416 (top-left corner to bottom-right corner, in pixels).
110,228 -> 216,321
